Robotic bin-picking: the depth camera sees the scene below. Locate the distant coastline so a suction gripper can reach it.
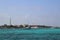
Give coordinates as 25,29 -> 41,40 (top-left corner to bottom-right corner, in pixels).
0,24 -> 60,29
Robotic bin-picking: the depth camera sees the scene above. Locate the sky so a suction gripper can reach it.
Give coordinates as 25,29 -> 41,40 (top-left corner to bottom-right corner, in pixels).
0,0 -> 60,26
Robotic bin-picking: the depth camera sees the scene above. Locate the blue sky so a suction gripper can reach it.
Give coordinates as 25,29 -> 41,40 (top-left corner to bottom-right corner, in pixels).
0,0 -> 60,26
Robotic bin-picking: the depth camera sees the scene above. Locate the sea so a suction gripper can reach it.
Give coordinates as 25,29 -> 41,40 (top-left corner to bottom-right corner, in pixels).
0,28 -> 60,40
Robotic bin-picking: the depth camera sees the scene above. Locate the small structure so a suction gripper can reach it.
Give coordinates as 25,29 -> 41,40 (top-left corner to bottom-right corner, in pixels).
30,25 -> 38,28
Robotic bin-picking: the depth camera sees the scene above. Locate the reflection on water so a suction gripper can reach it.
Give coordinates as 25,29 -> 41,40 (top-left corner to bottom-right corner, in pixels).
0,29 -> 60,40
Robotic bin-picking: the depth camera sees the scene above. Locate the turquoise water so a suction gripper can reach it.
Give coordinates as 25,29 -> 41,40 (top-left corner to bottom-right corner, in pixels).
0,28 -> 60,40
